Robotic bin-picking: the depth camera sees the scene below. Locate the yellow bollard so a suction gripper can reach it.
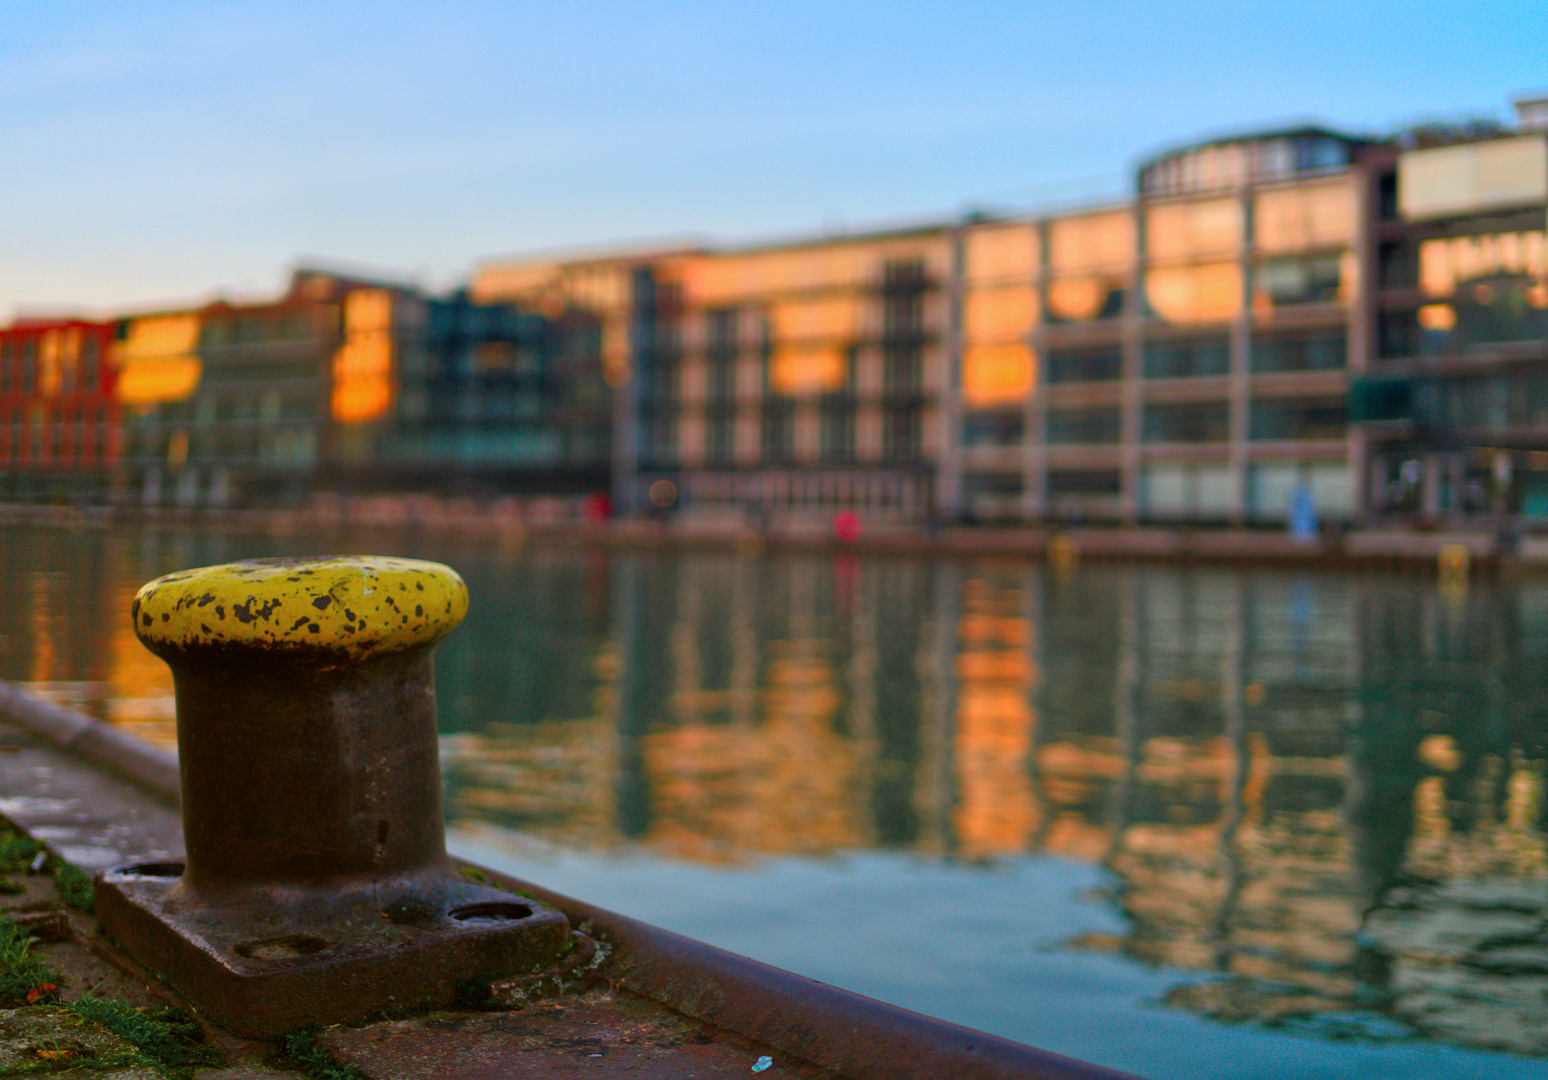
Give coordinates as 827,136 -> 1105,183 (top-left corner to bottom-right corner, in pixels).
1438,543 -> 1470,590
1048,534 -> 1079,572
97,556 -> 578,1037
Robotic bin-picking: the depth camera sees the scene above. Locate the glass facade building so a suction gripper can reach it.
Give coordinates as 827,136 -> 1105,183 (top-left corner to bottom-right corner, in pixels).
6,100 -> 1545,531
1356,130 -> 1548,522
465,126 -> 1384,529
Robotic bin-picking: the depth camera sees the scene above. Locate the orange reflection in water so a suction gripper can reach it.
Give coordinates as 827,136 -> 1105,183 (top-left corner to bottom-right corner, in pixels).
952,580 -> 1039,860
105,585 -> 177,751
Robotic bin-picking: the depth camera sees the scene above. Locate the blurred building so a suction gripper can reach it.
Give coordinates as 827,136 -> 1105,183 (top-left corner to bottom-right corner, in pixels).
97,267 -> 612,507
471,249 -> 642,504
466,96 -> 1542,530
954,128 -> 1370,525
3,94 -> 1544,528
1352,96 -> 1548,521
115,269 -> 420,507
473,237 -> 948,529
474,131 -> 1379,528
0,317 -> 120,502
381,289 -> 610,495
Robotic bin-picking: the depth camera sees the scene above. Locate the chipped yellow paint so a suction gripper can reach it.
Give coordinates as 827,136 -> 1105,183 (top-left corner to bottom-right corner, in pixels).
131,556 -> 468,659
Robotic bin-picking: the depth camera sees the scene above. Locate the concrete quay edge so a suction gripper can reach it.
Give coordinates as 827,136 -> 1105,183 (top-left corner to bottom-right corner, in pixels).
1,501 -> 1541,572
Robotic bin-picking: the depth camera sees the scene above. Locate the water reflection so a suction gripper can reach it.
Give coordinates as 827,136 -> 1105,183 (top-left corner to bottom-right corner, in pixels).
3,522 -> 1548,1059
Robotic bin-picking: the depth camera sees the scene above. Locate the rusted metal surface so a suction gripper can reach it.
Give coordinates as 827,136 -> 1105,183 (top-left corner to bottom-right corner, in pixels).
478,868 -> 1142,1080
95,557 -> 579,1038
94,868 -> 577,1038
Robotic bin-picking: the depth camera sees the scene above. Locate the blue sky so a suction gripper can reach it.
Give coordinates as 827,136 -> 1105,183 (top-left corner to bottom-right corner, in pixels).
1,1 -> 1541,317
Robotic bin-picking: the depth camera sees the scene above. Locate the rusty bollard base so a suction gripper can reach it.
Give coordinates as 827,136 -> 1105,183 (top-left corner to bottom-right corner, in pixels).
99,555 -> 578,1037
96,866 -> 574,1037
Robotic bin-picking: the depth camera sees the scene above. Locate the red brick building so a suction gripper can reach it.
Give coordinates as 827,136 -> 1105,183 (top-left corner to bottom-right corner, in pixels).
0,318 -> 120,499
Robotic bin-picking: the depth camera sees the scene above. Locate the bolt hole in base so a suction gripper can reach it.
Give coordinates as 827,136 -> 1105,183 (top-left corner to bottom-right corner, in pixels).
448,902 -> 533,922
234,935 -> 333,960
117,862 -> 185,878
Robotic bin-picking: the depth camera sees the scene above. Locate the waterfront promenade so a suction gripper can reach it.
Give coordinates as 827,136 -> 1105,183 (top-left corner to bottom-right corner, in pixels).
0,497 -> 1538,573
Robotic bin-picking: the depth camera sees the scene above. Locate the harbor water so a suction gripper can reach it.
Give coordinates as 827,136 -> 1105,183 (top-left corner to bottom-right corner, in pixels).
2,519 -> 1548,1079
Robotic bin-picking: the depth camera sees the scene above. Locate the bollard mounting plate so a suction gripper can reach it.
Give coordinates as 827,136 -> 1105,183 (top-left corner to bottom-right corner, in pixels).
96,863 -> 576,1038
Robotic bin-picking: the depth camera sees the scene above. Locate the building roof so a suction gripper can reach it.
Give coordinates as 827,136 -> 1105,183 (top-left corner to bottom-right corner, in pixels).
1135,123 -> 1374,174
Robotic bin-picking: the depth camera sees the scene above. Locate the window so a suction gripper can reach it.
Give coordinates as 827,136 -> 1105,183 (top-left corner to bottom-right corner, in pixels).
963,471 -> 1023,521
1047,406 -> 1121,445
1143,337 -> 1229,378
643,406 -> 677,465
761,404 -> 793,462
964,224 -> 1038,283
1431,372 -> 1548,430
1142,402 -> 1230,443
1049,211 -> 1134,272
1377,171 -> 1399,221
640,359 -> 678,405
964,286 -> 1037,340
883,294 -> 923,341
706,308 -> 738,356
882,260 -> 928,342
820,402 -> 854,462
1254,183 -> 1356,251
707,357 -> 735,404
1249,398 -> 1347,440
883,258 -> 928,291
964,471 -> 1021,496
1140,138 -> 1350,198
1046,346 -> 1121,383
883,405 -> 921,459
1046,276 -> 1125,323
1048,469 -> 1121,496
883,344 -> 922,395
1146,199 -> 1242,260
706,412 -> 734,464
1144,263 -> 1242,324
1250,331 -> 1345,373
962,343 -> 1033,406
1378,311 -> 1419,358
81,335 -> 100,391
1253,254 -> 1346,307
962,409 -> 1023,447
1378,241 -> 1417,289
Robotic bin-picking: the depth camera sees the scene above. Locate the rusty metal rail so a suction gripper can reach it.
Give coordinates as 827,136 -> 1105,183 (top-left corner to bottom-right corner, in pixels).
476,864 -> 1140,1080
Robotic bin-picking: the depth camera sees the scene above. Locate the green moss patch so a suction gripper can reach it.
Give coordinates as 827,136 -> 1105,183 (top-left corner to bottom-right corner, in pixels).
283,1030 -> 368,1080
66,999 -> 217,1080
0,822 -> 93,915
0,918 -> 55,1009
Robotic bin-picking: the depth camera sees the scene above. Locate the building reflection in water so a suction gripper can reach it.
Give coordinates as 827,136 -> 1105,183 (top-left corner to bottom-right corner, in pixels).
3,523 -> 1548,1056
